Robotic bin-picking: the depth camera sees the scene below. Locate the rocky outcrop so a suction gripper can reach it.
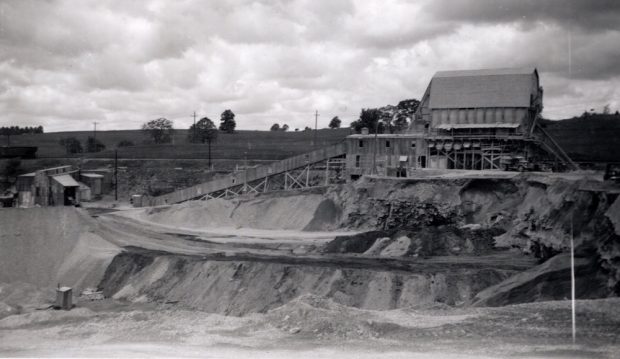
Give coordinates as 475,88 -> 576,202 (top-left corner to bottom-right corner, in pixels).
98,250 -> 515,315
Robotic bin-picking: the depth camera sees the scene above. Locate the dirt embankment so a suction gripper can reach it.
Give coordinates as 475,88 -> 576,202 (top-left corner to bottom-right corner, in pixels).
0,207 -> 120,290
132,190 -> 341,231
126,174 -> 620,302
98,250 -> 513,315
321,176 -> 620,296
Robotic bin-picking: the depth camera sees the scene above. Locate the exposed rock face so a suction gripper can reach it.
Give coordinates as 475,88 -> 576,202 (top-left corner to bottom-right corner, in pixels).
324,176 -> 620,296
99,251 -> 514,315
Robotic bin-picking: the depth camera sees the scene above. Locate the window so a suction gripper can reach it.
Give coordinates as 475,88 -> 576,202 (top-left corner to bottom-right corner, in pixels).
411,142 -> 416,148
355,155 -> 361,168
385,140 -> 391,148
358,140 -> 364,148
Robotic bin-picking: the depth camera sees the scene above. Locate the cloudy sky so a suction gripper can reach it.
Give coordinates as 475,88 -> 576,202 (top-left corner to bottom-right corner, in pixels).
1,0 -> 619,132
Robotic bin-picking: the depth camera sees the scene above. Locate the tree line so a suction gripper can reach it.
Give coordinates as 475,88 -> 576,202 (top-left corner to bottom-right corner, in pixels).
0,126 -> 44,145
266,98 -> 419,134
350,99 -> 420,134
56,97 -> 420,156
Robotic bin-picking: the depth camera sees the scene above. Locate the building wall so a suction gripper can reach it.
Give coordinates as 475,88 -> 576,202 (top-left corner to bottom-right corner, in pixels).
429,107 -> 530,130
346,137 -> 427,177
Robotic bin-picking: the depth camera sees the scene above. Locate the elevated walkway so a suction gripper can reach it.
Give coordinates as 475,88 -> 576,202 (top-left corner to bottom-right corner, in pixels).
148,143 -> 347,206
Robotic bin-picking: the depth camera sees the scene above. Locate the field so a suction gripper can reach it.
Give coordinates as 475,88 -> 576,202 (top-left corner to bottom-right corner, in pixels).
4,128 -> 352,160
540,115 -> 620,163
3,115 -> 620,163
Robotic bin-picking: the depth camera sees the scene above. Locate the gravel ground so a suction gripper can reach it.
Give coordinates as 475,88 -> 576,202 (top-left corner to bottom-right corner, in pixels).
0,297 -> 618,358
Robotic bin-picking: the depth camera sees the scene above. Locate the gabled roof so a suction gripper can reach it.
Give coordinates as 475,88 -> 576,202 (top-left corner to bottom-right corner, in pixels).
52,174 -> 80,187
428,67 -> 538,109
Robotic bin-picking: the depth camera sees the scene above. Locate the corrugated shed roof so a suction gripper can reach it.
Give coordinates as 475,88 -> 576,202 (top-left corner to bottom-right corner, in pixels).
429,68 -> 538,109
81,173 -> 104,178
435,123 -> 520,130
52,174 -> 80,187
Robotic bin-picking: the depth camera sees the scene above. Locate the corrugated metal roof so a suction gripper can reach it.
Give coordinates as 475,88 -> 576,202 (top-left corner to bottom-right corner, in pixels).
434,67 -> 536,78
52,174 -> 80,187
429,68 -> 538,109
436,123 -> 520,130
81,173 -> 104,178
347,134 -> 425,139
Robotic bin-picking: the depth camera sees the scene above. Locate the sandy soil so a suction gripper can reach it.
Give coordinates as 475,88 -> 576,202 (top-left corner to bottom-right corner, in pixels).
0,297 -> 618,358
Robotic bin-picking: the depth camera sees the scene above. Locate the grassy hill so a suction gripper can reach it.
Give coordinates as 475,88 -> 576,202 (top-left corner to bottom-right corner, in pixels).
543,114 -> 620,163
4,128 -> 352,160
3,115 -> 619,163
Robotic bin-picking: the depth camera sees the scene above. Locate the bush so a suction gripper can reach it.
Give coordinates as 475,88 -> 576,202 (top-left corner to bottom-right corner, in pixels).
118,140 -> 135,147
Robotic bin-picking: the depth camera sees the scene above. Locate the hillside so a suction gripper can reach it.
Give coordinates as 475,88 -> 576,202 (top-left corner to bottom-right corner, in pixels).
543,114 -> 620,163
4,128 -> 352,160
3,115 -> 620,163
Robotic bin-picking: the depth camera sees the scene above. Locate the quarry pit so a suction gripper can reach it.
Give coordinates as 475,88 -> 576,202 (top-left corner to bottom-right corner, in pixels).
1,172 -> 619,358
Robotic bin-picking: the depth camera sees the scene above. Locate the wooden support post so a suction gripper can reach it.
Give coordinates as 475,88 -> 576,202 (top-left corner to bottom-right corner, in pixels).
325,160 -> 329,186
284,171 -> 288,190
306,165 -> 310,187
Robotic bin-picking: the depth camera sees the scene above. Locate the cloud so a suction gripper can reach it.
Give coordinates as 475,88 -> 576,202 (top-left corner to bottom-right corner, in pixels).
0,0 -> 619,132
425,0 -> 620,32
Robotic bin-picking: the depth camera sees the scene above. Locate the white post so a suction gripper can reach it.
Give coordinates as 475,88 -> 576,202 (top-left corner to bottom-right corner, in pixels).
570,214 -> 576,345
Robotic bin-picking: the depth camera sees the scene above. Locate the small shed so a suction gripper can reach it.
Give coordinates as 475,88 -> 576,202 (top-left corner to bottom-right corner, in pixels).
131,194 -> 144,207
16,172 -> 35,207
79,182 -> 92,201
51,174 -> 81,206
55,287 -> 73,310
80,173 -> 104,196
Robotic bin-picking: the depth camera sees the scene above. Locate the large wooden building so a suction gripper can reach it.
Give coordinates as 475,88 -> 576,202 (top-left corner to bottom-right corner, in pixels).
345,67 -> 575,179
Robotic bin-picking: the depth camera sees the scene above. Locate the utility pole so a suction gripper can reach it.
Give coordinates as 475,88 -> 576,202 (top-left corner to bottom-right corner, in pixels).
114,149 -> 118,201
314,110 -> 319,148
372,120 -> 378,175
93,122 -> 98,142
192,111 -> 197,142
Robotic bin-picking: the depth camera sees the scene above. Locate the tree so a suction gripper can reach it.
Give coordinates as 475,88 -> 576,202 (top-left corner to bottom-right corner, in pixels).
142,118 -> 174,144
603,104 -> 611,115
117,140 -> 135,147
350,108 -> 384,134
219,109 -> 236,133
392,116 -> 409,132
188,117 -> 218,144
281,124 -> 289,132
329,116 -> 342,129
188,117 -> 218,167
397,98 -> 420,113
0,125 -> 45,145
0,127 -> 12,146
270,123 -> 280,131
59,137 -> 83,154
4,159 -> 21,178
86,136 -> 106,152
304,126 -> 312,131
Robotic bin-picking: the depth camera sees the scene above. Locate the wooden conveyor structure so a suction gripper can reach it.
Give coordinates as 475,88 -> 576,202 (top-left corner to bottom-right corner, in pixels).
148,143 -> 346,206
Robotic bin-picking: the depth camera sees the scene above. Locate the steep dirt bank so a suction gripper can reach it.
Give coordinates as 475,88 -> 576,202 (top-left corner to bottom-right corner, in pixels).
130,189 -> 341,231
0,207 -> 120,290
323,175 -> 620,295
128,173 -> 620,298
98,250 -> 515,315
